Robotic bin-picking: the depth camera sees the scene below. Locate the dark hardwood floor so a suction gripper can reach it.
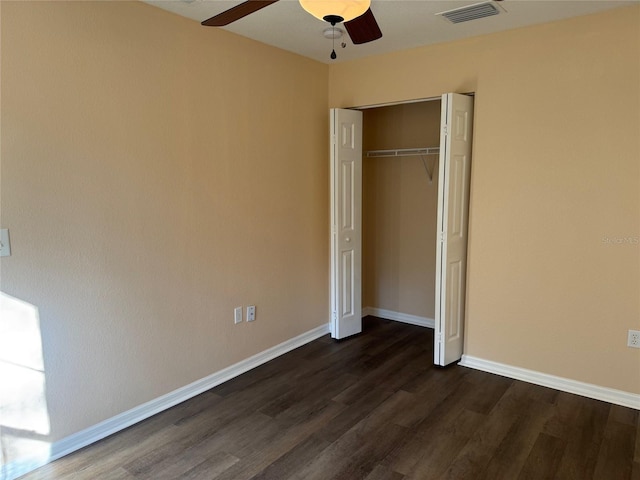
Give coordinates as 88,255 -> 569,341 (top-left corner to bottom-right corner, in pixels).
21,317 -> 640,479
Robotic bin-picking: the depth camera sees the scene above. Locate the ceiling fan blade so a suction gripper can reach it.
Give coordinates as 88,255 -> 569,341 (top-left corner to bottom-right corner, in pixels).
201,0 -> 279,27
344,8 -> 382,44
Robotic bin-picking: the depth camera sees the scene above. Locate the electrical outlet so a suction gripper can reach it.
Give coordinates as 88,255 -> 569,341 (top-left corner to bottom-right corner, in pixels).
628,330 -> 640,348
247,305 -> 256,322
234,307 -> 243,324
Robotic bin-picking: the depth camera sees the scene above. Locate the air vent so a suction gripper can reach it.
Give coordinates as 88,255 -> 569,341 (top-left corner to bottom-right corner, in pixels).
436,1 -> 504,24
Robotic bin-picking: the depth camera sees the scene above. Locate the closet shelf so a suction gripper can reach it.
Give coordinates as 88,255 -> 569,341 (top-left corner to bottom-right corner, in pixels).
365,147 -> 439,158
366,147 -> 440,184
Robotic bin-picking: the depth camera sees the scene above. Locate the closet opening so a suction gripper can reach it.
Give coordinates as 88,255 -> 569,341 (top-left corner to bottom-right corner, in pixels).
330,93 -> 474,366
361,99 -> 442,332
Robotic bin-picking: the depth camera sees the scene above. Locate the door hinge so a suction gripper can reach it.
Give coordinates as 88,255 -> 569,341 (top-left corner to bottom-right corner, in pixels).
332,311 -> 337,321
439,231 -> 446,242
437,333 -> 443,344
442,124 -> 449,136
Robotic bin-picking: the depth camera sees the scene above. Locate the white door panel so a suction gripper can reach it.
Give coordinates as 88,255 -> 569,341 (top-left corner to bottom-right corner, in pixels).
435,93 -> 474,366
330,109 -> 362,339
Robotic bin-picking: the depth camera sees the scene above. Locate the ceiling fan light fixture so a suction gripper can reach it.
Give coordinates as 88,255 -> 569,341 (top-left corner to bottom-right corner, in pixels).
299,0 -> 370,23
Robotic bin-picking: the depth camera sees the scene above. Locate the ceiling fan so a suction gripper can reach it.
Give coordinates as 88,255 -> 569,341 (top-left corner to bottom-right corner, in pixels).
201,0 -> 382,49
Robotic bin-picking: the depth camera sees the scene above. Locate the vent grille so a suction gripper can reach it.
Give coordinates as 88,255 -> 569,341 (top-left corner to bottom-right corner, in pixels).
436,2 -> 504,24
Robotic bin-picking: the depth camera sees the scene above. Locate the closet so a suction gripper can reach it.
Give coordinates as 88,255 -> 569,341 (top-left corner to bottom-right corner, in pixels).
329,93 -> 474,366
362,100 -> 442,327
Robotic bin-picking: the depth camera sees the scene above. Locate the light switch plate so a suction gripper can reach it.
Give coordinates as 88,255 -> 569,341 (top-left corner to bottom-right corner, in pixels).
0,229 -> 11,257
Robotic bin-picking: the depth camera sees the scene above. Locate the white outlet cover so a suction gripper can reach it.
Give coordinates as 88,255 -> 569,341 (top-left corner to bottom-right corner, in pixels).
247,306 -> 256,322
628,330 -> 640,348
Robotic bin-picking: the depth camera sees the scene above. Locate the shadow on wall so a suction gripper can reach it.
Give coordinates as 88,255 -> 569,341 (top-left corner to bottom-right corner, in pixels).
0,292 -> 50,480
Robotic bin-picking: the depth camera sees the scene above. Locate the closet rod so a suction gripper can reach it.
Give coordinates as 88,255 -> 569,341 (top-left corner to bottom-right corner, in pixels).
365,147 -> 439,158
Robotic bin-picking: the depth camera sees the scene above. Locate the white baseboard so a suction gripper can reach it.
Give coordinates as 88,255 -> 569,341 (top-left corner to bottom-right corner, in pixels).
363,306 -> 434,329
459,355 -> 640,410
1,323 -> 330,480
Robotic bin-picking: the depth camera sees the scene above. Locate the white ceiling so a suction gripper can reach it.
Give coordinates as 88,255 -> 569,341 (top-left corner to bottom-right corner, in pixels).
145,0 -> 637,63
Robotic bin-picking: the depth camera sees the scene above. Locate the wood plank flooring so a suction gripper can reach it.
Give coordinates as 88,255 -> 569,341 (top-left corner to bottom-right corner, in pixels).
20,317 -> 640,480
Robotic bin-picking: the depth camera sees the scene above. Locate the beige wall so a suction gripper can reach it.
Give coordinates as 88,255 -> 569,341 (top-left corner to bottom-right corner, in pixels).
362,101 -> 441,318
331,6 -> 640,394
1,0 -> 328,445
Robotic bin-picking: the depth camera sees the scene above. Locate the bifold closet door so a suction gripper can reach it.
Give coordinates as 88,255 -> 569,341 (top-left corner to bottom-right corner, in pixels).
434,93 -> 474,366
330,108 -> 363,340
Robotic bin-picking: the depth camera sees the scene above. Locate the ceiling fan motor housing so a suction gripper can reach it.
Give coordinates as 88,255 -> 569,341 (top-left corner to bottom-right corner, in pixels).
323,14 -> 344,25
